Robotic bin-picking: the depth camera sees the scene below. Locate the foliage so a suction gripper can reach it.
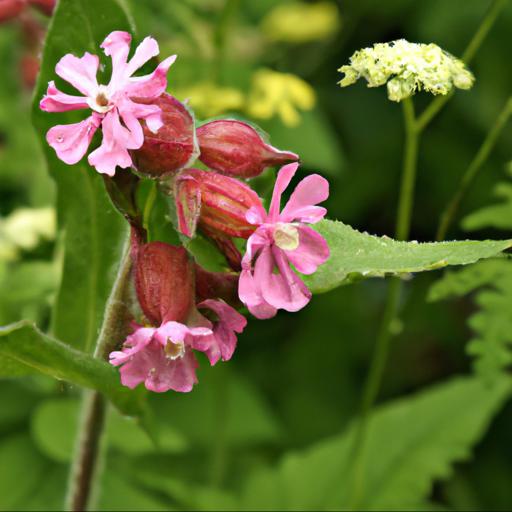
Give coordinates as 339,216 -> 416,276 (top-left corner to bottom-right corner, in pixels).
430,173 -> 512,381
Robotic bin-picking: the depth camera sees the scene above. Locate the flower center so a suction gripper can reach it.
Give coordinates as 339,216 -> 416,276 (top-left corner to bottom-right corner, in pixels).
87,85 -> 113,114
164,338 -> 185,360
273,223 -> 300,251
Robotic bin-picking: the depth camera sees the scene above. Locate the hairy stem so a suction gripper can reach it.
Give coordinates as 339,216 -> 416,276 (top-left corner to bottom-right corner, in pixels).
349,98 -> 418,509
437,96 -> 512,241
65,238 -> 133,511
416,0 -> 508,132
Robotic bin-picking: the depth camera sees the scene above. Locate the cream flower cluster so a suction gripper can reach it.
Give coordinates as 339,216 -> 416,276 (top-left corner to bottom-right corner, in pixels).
338,39 -> 474,102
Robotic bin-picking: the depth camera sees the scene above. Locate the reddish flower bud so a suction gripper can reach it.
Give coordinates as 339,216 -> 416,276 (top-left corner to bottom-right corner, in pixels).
195,265 -> 241,308
28,0 -> 55,15
0,0 -> 25,22
131,93 -> 198,178
197,120 -> 298,178
174,168 -> 263,239
134,242 -> 194,325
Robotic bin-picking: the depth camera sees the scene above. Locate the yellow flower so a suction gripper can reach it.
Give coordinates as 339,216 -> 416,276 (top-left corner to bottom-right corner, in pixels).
338,39 -> 474,102
174,82 -> 245,118
247,69 -> 316,127
262,1 -> 341,44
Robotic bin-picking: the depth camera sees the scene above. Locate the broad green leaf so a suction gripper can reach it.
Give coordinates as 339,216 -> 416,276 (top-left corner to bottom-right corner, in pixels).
0,322 -> 145,417
32,0 -> 134,352
429,259 -> 512,380
240,376 -> 511,511
305,220 -> 512,293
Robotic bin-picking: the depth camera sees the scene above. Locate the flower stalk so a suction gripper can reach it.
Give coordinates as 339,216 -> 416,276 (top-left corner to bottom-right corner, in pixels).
66,238 -> 133,511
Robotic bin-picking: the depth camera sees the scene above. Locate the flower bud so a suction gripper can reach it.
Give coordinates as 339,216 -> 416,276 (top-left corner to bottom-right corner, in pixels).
197,120 -> 298,178
0,0 -> 24,22
134,242 -> 194,325
195,265 -> 241,308
175,168 -> 263,239
131,93 -> 198,178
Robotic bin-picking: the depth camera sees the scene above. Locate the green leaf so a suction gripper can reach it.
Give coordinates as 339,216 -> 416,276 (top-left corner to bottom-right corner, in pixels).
429,259 -> 512,381
462,182 -> 512,232
32,0 -> 135,352
0,322 -> 145,417
240,376 -> 511,511
305,220 -> 512,294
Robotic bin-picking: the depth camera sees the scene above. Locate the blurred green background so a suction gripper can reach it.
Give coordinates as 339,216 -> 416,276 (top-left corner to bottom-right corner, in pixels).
1,0 -> 511,510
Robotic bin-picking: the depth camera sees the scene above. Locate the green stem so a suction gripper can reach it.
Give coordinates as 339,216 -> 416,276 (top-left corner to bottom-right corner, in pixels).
437,96 -> 512,241
143,181 -> 157,241
349,98 -> 419,509
65,239 -> 133,511
395,98 -> 420,240
416,0 -> 508,132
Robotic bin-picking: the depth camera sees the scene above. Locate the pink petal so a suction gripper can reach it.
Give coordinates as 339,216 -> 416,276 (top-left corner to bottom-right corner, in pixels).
46,114 -> 100,165
246,205 -> 267,225
259,246 -> 311,312
238,269 -> 277,319
126,99 -> 163,133
153,321 -> 190,346
88,110 -> 133,176
284,225 -> 330,275
242,227 -> 271,266
197,299 -> 247,364
101,31 -> 132,57
55,52 -> 99,97
101,31 -> 131,88
268,163 -> 299,222
154,321 -> 212,348
126,55 -> 176,99
126,36 -> 159,77
117,340 -> 199,393
280,174 -> 329,224
40,81 -> 89,112
118,107 -> 144,148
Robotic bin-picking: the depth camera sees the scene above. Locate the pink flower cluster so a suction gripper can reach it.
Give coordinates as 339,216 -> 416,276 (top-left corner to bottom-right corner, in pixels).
40,31 -> 330,393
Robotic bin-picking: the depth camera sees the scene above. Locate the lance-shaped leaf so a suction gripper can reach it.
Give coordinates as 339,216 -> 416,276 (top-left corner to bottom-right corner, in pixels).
31,0 -> 134,352
0,322 -> 145,417
305,220 -> 512,293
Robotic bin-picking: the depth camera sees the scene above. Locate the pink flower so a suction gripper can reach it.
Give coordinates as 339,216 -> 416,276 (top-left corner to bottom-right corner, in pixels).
40,31 -> 176,176
196,299 -> 247,365
238,163 -> 330,319
109,321 -> 211,393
